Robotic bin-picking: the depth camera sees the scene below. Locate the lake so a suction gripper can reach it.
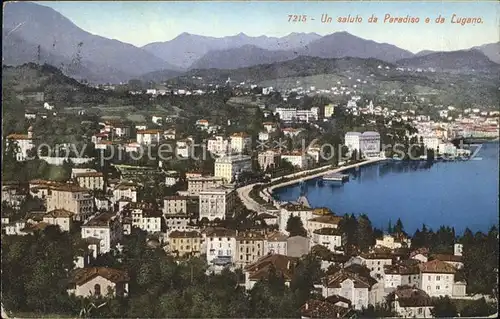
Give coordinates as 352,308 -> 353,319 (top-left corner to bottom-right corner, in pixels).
274,142 -> 499,234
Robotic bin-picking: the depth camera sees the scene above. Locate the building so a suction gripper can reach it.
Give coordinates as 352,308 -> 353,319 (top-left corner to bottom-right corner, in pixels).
321,269 -> 377,310
71,168 -> 98,179
430,254 -> 464,270
230,132 -> 252,154
300,298 -> 354,319
264,231 -> 288,255
128,203 -> 163,233
263,122 -> 277,133
214,155 -> 252,183
205,228 -> 237,266
113,182 -> 138,203
287,236 -> 310,258
311,228 -> 343,253
453,243 -> 463,256
324,104 -> 335,118
164,129 -> 176,140
257,150 -> 281,171
176,139 -> 193,158
67,267 -> 129,298
46,185 -> 94,222
383,260 -> 421,289
279,203 -> 314,235
199,186 -> 236,221
164,214 -> 192,233
235,230 -> 266,268
388,286 -> 433,318
275,107 -> 297,122
344,131 -> 381,158
7,129 -> 34,161
81,212 -> 123,254
187,176 -> 224,195
75,172 -> 105,191
306,213 -> 342,235
168,230 -> 203,257
243,254 -> 299,290
136,129 -> 163,145
375,234 -> 412,250
42,209 -> 74,232
358,253 -> 393,281
422,136 -> 440,151
207,136 -> 230,155
418,260 -> 457,297
281,152 -> 309,169
163,196 -> 191,215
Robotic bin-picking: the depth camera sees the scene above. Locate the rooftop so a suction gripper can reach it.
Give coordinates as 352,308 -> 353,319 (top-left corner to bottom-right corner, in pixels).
70,267 -> 129,285
418,259 -> 457,274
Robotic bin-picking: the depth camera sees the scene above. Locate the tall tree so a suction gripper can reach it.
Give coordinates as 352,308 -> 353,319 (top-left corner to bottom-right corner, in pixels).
286,216 -> 307,237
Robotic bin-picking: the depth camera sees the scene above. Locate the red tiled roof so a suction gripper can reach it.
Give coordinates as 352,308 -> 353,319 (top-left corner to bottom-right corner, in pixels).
418,259 -> 457,274
70,267 -> 129,285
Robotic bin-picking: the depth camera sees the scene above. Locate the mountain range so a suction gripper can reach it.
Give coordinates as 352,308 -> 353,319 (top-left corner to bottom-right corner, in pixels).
2,2 -> 499,83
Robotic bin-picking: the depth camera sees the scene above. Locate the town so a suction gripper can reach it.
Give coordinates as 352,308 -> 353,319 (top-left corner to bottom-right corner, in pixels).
2,67 -> 499,318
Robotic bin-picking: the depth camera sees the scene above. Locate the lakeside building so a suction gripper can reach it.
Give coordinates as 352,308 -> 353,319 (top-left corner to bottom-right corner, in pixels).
199,186 -> 236,221
258,150 -> 281,171
344,131 -> 381,158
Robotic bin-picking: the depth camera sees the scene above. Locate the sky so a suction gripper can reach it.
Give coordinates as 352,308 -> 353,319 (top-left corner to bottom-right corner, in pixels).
38,1 -> 499,53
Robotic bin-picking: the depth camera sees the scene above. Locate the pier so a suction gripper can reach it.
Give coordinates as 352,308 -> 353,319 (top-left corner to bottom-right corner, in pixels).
322,173 -> 350,182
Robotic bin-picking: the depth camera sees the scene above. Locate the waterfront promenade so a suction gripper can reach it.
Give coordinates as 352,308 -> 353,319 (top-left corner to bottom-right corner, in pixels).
237,157 -> 385,213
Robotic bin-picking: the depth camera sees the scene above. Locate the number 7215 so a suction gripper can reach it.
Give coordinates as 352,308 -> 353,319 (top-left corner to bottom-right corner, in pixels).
288,15 -> 307,22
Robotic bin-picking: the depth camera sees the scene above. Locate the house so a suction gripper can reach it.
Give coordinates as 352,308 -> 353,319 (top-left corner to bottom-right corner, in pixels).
187,176 -> 224,195
113,181 -> 138,203
168,230 -> 203,258
306,211 -> 341,234
196,119 -> 209,130
418,259 -> 457,297
75,172 -> 105,191
199,186 -> 236,221
257,212 -> 279,226
258,131 -> 270,142
375,233 -> 412,249
46,184 -> 94,222
430,254 -> 464,269
235,230 -> 266,268
164,214 -> 192,233
214,154 -> 252,183
300,298 -> 354,319
230,132 -> 251,154
205,227 -> 237,267
164,129 -> 176,140
128,203 -> 163,233
207,136 -> 230,156
42,209 -> 74,232
410,248 -> 429,263
81,212 -> 123,254
176,139 -> 193,158
320,268 -> 377,310
257,150 -> 281,171
264,231 -> 288,255
163,196 -> 191,215
311,228 -> 343,253
67,267 -> 129,298
358,252 -> 393,281
279,203 -> 314,235
387,286 -> 433,318
281,151 -> 309,169
384,260 -> 421,289
453,243 -> 463,256
7,129 -> 34,161
243,254 -> 299,290
136,129 -> 163,145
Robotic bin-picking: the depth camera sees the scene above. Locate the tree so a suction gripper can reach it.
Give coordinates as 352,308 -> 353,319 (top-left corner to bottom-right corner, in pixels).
431,296 -> 458,317
460,297 -> 495,317
286,216 -> 307,237
356,214 -> 374,252
393,218 -> 405,235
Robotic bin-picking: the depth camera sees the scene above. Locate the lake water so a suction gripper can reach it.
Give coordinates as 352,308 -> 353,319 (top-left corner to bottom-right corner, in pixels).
274,142 -> 499,234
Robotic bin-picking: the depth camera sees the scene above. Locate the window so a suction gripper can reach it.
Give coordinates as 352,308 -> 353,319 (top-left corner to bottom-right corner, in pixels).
437,276 -> 441,281
418,308 -> 423,314
436,286 -> 440,290
94,284 -> 101,296
428,276 -> 431,281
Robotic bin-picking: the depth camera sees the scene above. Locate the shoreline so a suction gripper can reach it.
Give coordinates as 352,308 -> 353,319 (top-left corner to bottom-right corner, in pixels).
259,157 -> 386,208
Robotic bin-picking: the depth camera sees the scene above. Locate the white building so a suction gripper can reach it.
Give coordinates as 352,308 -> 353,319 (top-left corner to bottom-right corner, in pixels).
311,228 -> 343,253
358,253 -> 393,281
136,129 -> 163,145
42,209 -> 74,232
321,269 -> 376,310
389,286 -> 433,318
418,260 -> 457,297
7,130 -> 34,161
275,108 -> 297,122
207,136 -> 230,155
205,228 -> 237,266
453,243 -> 463,256
81,212 -> 123,254
281,152 -> 309,169
230,132 -> 252,154
199,186 -> 236,221
344,131 -> 381,158
176,139 -> 193,158
258,131 -> 270,141
131,208 -> 163,233
375,234 -> 412,250
422,136 -> 440,151
264,231 -> 288,255
279,203 -> 314,235
113,182 -> 138,203
214,154 -> 252,183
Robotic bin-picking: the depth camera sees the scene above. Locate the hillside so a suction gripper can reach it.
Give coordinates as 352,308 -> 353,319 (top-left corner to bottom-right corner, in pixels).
3,2 -> 177,83
189,45 -> 297,70
396,50 -> 500,73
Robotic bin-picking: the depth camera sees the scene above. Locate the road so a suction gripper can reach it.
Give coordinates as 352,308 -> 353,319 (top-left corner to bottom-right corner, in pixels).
236,158 -> 385,213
